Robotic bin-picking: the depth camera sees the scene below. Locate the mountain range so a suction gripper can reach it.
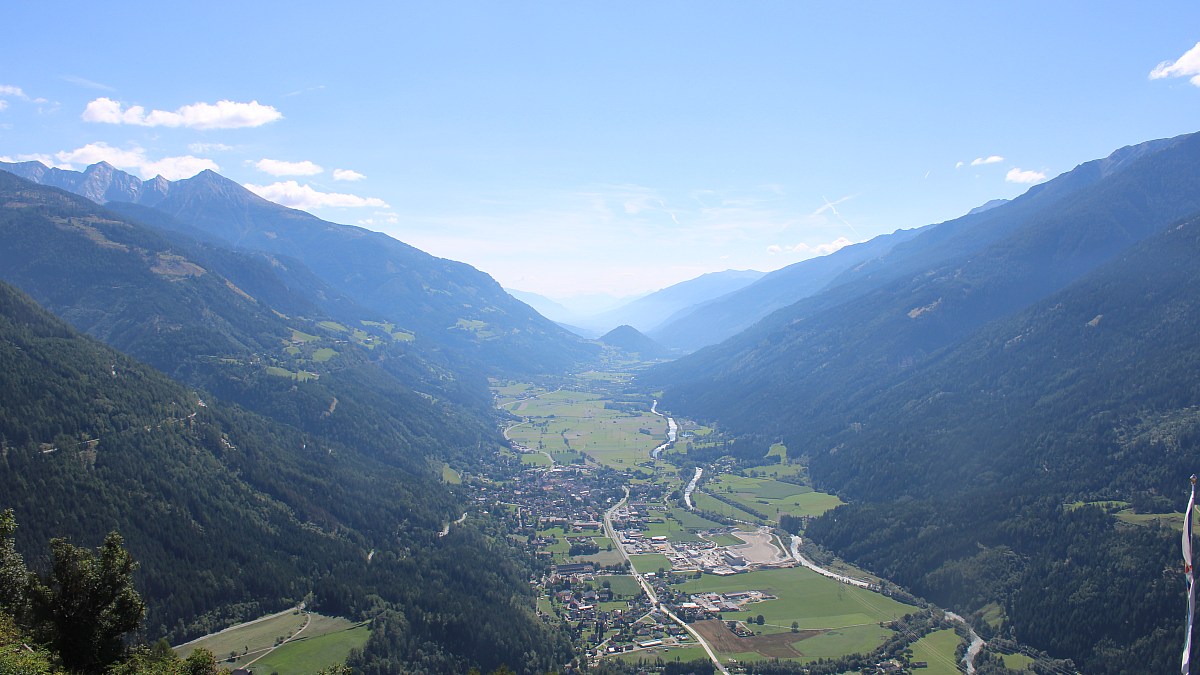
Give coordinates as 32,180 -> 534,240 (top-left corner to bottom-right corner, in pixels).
643,131 -> 1200,671
0,165 -> 576,672
0,159 -> 598,377
7,129 -> 1200,672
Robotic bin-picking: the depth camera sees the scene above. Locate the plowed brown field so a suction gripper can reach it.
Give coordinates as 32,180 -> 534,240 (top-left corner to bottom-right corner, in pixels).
691,619 -> 822,659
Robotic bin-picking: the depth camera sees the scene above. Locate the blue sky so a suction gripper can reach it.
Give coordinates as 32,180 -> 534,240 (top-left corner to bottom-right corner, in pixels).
5,2 -> 1200,298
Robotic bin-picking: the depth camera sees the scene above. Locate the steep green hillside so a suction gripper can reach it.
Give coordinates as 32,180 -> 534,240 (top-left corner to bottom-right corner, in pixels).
0,279 -> 569,673
642,133 -> 1200,672
0,172 -> 496,472
804,207 -> 1200,668
646,132 -> 1200,439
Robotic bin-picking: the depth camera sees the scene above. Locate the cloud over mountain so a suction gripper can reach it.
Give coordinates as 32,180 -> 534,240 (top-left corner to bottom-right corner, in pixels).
243,180 -> 388,209
52,142 -> 218,180
1006,167 -> 1047,184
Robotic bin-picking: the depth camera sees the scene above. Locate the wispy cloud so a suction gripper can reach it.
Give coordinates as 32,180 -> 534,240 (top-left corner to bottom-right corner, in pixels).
333,168 -> 366,181
254,158 -> 323,176
767,236 -> 854,256
244,180 -> 388,209
971,155 -> 1004,166
814,195 -> 862,238
1006,167 -> 1046,184
188,142 -> 233,154
0,152 -> 72,169
284,85 -> 326,97
82,97 -> 282,129
1150,42 -> 1200,86
61,75 -> 116,92
357,211 -> 400,227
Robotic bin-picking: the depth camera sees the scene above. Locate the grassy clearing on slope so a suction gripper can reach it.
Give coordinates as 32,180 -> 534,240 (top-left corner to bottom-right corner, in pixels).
177,611 -> 361,670
248,622 -> 370,675
909,628 -> 964,674
176,610 -> 306,663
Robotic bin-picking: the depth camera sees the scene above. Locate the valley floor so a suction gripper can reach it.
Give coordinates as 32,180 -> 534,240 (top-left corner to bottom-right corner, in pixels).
484,373 -> 981,674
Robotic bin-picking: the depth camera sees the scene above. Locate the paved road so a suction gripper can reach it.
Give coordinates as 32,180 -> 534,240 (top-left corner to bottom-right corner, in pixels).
787,535 -> 872,588
785,535 -> 984,672
602,487 -> 729,674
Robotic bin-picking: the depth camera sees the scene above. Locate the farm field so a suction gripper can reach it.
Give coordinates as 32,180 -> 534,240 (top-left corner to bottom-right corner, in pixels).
501,388 -> 667,467
908,628 -> 964,674
629,553 -> 672,572
691,490 -> 763,523
702,473 -> 845,525
676,566 -> 915,660
612,644 -> 711,665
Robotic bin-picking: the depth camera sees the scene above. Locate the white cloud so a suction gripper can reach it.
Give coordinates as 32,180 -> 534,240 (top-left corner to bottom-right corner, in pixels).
0,153 -> 72,169
82,97 -> 282,129
767,236 -> 854,256
254,158 -> 323,176
189,142 -> 233,153
971,155 -> 1004,166
142,156 -> 221,180
357,211 -> 401,227
52,142 -> 218,179
244,181 -> 388,209
1150,42 -> 1200,86
1006,168 -> 1046,184
955,161 -> 965,169
0,85 -> 47,107
333,168 -> 366,181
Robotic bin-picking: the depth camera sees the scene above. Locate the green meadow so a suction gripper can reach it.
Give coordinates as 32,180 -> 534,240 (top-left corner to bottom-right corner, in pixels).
678,566 -> 914,650
176,612 -> 364,672
908,629 -> 965,674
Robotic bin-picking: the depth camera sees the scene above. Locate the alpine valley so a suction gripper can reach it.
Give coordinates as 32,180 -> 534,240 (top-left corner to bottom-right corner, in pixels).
3,131 -> 1200,674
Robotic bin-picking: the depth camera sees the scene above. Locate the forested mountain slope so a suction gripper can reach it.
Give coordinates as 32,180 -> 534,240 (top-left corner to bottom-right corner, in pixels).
0,172 -> 494,474
0,280 -> 570,672
645,131 -> 1200,433
649,227 -> 921,351
0,159 -> 599,377
642,132 -> 1200,672
806,213 -> 1200,672
587,268 -> 764,334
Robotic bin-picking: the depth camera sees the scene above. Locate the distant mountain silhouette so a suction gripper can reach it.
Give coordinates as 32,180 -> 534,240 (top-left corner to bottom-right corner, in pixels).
598,324 -> 670,359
